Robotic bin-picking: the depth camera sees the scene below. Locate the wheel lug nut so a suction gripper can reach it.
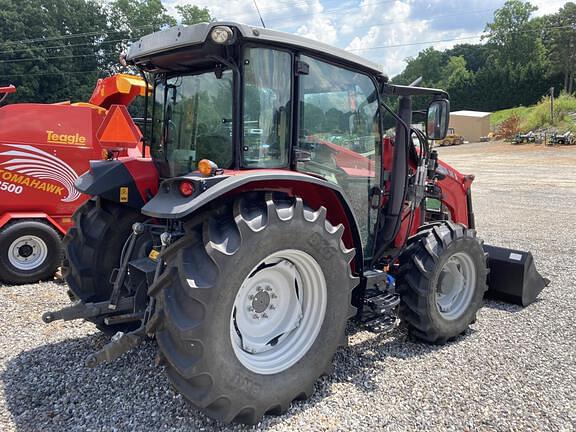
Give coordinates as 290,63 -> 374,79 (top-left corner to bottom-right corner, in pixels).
247,306 -> 254,312
257,286 -> 263,292
269,305 -> 275,310
265,286 -> 271,291
248,295 -> 254,300
271,294 -> 277,299
262,313 -> 268,319
252,314 -> 260,320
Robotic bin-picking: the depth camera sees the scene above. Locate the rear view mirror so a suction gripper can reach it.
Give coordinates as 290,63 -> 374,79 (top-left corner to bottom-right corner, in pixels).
426,99 -> 450,140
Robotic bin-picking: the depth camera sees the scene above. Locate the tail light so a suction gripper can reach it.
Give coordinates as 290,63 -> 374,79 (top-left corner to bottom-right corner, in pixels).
179,181 -> 194,197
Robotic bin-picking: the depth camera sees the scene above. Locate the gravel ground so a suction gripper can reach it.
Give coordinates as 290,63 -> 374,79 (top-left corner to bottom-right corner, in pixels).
1,141 -> 575,431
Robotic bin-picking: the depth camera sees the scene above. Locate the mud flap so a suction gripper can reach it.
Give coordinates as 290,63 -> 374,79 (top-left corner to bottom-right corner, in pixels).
483,245 -> 550,307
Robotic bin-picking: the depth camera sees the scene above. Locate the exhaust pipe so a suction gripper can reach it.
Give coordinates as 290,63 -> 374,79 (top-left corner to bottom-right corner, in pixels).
483,245 -> 549,307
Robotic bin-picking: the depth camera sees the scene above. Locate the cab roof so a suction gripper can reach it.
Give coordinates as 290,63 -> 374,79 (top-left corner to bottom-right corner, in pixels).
127,21 -> 387,78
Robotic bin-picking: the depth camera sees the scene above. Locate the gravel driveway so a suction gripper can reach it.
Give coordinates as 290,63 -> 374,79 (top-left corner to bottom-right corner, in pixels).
1,141 -> 575,431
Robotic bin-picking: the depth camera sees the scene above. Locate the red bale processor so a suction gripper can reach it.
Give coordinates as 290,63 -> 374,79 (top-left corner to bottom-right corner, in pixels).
0,74 -> 150,284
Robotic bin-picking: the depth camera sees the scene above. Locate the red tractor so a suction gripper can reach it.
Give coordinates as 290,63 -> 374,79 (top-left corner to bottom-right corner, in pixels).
0,75 -> 147,284
43,23 -> 547,424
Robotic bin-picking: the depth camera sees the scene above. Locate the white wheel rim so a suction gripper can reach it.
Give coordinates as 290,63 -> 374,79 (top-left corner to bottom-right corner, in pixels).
8,235 -> 48,271
436,251 -> 477,320
230,249 -> 327,375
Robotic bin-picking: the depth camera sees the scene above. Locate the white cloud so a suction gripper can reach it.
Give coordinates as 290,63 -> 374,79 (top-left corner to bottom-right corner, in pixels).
296,15 -> 338,45
163,0 -> 566,76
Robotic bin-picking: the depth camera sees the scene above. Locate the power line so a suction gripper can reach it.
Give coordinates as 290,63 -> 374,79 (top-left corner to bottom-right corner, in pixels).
0,6 -> 498,59
0,3 -> 517,51
1,16 -> 573,72
1,0 -> 569,52
0,0 -> 400,49
0,24 -> 160,49
2,24 -> 572,65
348,35 -> 483,51
232,0 -> 399,26
0,38 -> 130,57
307,8 -> 495,37
0,52 -> 117,64
0,0 -> 344,49
1,70 -> 103,78
225,0 -> 346,17
347,25 -> 576,52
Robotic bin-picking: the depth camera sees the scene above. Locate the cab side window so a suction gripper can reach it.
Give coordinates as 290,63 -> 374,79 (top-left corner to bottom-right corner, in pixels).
242,47 -> 292,168
298,56 -> 381,251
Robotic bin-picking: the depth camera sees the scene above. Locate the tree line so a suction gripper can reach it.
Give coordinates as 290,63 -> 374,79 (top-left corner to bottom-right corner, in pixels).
392,0 -> 576,112
0,0 -> 211,103
1,0 -> 574,112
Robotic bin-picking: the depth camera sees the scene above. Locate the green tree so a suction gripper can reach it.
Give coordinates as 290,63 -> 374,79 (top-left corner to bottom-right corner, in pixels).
103,0 -> 177,74
0,0 -> 108,103
546,2 -> 576,93
440,56 -> 475,111
176,4 -> 212,25
484,0 -> 538,66
442,56 -> 473,89
444,44 -> 489,73
106,0 -> 176,39
393,47 -> 447,88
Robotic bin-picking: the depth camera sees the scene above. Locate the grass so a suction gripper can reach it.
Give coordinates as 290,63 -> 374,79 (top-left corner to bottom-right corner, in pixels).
491,93 -> 576,133
490,106 -> 532,128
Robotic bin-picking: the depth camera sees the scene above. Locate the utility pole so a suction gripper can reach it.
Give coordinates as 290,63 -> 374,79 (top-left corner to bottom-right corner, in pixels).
550,87 -> 554,124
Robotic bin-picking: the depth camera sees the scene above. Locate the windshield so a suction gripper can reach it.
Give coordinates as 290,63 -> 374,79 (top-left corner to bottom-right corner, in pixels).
152,69 -> 233,177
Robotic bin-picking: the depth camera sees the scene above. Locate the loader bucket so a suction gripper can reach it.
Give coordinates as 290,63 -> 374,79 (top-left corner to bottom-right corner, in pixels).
483,245 -> 549,307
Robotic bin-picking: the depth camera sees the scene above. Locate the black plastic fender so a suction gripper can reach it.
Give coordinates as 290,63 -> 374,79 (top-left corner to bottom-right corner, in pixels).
142,170 -> 363,258
75,160 -> 145,209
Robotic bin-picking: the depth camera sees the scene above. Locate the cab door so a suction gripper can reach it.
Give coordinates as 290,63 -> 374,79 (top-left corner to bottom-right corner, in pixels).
295,55 -> 382,260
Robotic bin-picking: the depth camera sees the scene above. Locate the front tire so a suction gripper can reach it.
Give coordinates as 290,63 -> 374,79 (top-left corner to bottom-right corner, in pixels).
0,220 -> 61,284
150,194 -> 357,424
396,221 -> 488,344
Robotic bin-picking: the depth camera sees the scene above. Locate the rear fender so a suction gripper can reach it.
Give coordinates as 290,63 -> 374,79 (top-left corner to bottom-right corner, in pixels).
142,171 -> 363,266
75,157 -> 158,209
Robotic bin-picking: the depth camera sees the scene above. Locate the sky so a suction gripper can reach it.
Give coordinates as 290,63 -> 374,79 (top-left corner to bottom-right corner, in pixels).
163,0 -> 567,77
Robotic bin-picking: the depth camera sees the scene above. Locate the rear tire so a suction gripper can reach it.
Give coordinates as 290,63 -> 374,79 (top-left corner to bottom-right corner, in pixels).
0,220 -> 61,285
150,193 -> 357,424
62,198 -> 146,334
396,221 -> 488,344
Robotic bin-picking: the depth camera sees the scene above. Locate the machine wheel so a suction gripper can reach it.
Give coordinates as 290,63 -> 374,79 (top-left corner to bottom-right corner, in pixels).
62,198 -> 146,333
150,193 -> 357,424
0,220 -> 61,285
396,221 -> 488,344
440,140 -> 449,146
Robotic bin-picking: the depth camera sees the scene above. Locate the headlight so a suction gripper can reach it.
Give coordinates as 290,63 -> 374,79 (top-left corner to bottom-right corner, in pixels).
210,26 -> 233,44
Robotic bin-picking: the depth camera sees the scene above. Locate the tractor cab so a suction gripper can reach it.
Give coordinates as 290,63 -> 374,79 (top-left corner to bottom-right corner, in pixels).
129,22 -> 450,256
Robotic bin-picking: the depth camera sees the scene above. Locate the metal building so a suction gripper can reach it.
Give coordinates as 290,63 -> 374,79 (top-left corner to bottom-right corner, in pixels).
449,110 -> 491,143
